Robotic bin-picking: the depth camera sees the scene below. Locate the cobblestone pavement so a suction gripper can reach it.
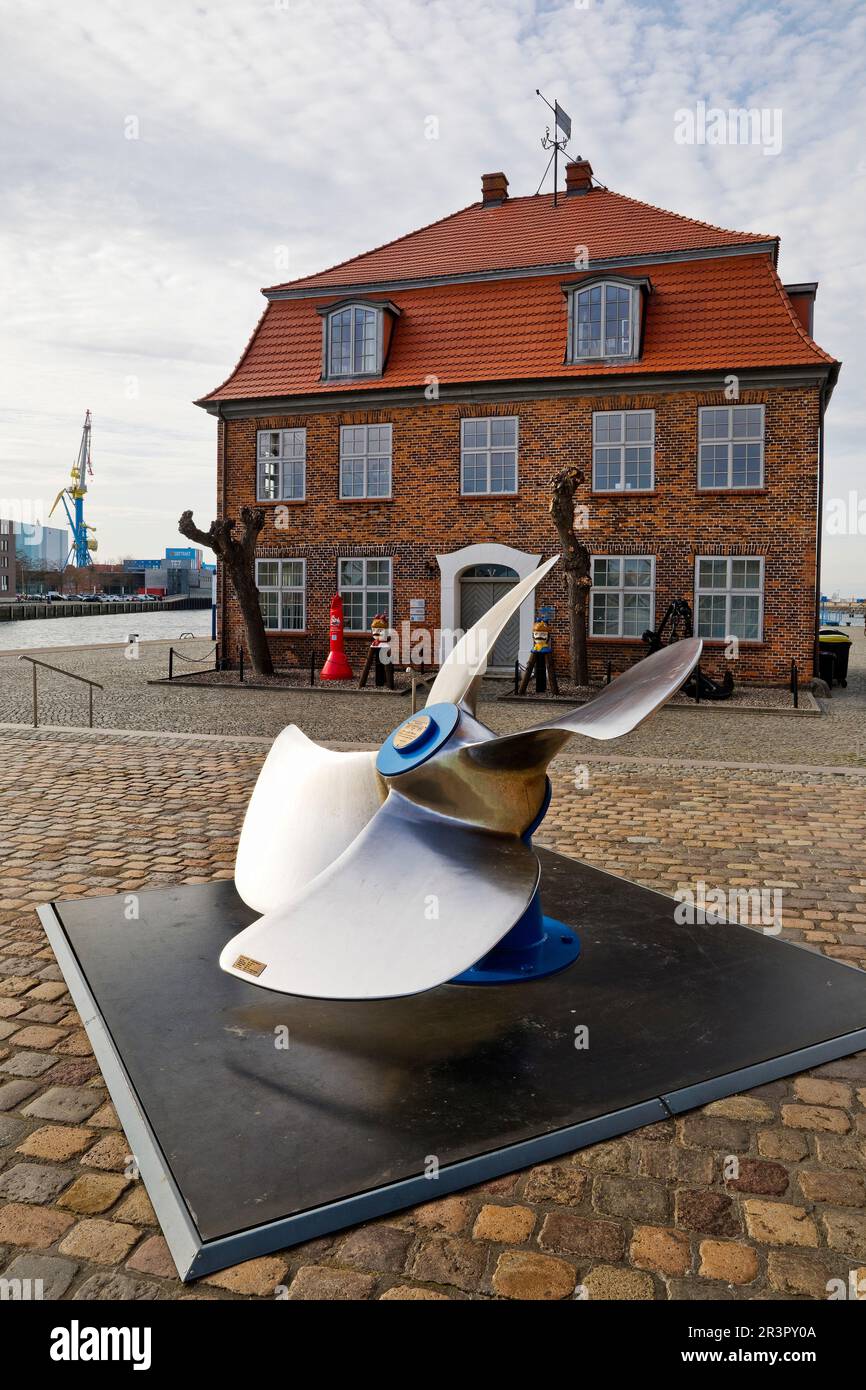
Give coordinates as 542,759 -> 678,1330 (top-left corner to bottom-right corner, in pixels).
1,726 -> 865,1300
1,627 -> 865,765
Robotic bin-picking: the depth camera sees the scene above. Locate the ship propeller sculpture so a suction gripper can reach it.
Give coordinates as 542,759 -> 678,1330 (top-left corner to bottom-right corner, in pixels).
222,557 -> 702,999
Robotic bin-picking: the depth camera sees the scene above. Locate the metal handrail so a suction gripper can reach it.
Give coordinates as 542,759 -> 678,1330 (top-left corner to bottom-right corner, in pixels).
18,655 -> 104,728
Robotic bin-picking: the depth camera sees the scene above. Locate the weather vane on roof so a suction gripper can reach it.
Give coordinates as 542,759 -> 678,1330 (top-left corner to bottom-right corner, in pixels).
536,89 -> 573,207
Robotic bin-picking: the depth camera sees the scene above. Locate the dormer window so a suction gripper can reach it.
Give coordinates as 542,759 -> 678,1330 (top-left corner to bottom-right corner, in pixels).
318,298 -> 401,381
564,277 -> 647,363
329,305 -> 378,375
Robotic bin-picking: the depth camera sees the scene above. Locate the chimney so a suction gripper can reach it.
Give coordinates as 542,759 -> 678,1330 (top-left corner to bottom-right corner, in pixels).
481,171 -> 509,206
565,159 -> 593,196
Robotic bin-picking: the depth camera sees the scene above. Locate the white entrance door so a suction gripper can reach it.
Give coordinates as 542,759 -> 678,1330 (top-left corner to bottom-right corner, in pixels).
459,564 -> 519,669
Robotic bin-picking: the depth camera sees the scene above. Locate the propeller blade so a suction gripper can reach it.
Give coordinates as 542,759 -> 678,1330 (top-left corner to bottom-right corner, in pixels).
234,725 -> 386,914
425,555 -> 558,708
464,638 -> 703,773
222,792 -> 539,999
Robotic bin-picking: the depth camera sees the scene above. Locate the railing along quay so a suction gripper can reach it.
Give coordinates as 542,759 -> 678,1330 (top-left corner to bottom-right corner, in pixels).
18,655 -> 104,728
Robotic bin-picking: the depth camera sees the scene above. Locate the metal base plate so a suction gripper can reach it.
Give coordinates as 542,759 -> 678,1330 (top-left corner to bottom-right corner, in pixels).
39,849 -> 866,1281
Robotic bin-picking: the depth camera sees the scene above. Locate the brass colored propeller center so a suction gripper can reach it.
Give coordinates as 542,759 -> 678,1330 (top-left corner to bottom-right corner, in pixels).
393,714 -> 433,751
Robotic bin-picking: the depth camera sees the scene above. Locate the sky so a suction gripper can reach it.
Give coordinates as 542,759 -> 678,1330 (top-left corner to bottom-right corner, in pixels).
1,0 -> 864,591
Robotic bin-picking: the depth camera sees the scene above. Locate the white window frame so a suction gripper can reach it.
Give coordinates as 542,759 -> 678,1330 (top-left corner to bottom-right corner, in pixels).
698,406 -> 765,490
325,303 -> 383,379
255,558 -> 306,632
569,279 -> 639,361
460,417 -> 519,496
694,555 -> 764,642
590,555 -> 656,637
592,410 -> 655,492
256,429 -> 306,502
338,557 -> 393,633
339,424 -> 392,499
1,575 -> 8,592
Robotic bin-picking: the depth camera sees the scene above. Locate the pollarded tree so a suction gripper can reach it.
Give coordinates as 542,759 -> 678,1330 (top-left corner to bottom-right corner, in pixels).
548,466 -> 591,685
178,507 -> 274,677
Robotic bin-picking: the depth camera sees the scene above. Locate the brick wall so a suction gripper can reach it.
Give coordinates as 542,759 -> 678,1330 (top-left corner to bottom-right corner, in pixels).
217,384 -> 821,685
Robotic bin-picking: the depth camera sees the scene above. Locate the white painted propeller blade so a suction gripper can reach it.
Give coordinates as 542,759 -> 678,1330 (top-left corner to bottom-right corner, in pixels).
234,725 -> 386,914
426,555 -> 559,708
223,792 -> 539,999
464,638 -> 703,772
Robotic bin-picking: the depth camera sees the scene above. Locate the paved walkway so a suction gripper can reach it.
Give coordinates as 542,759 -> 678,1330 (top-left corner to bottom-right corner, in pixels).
1,726 -> 864,1300
1,627 -> 865,765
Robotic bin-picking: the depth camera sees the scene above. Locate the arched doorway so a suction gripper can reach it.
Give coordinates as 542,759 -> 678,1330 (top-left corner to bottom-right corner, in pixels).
436,542 -> 543,669
459,564 -> 519,669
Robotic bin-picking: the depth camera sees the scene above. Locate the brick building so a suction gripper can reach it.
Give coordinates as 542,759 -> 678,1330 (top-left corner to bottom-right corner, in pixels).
197,159 -> 839,685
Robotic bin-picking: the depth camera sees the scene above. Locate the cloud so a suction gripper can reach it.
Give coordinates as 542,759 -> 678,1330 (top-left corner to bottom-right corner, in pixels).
0,0 -> 863,586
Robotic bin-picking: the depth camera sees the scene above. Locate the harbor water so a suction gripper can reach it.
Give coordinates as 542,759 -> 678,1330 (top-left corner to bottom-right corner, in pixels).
0,608 -> 213,651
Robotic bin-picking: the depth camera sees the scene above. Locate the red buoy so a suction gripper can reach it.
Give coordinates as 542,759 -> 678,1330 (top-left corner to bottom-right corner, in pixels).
320,593 -> 353,680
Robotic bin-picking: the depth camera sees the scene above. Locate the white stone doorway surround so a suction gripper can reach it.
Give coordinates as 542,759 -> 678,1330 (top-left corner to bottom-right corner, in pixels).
435,542 -> 543,670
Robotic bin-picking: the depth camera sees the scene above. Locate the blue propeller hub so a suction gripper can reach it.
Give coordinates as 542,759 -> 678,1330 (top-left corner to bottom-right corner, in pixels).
377,706 -> 581,986
376,702 -> 460,778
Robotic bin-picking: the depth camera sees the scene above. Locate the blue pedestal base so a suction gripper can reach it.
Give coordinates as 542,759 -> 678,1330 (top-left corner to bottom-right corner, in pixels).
451,886 -> 580,985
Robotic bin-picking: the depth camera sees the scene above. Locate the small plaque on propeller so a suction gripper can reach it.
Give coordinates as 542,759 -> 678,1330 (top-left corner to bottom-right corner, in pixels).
393,714 -> 432,751
233,954 -> 267,977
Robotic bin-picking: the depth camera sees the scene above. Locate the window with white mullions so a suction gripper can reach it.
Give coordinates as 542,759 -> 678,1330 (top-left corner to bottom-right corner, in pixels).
327,305 -> 380,377
338,557 -> 392,631
256,430 -> 306,502
590,556 -> 655,637
460,417 -> 519,495
255,559 -> 306,632
698,406 -> 764,489
572,281 -> 637,360
592,410 -> 654,491
695,556 -> 763,640
339,424 -> 392,498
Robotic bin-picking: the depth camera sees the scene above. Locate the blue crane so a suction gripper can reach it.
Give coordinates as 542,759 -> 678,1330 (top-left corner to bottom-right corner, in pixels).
50,410 -> 98,567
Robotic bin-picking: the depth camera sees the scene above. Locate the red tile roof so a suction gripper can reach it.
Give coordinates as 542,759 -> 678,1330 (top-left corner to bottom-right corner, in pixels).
264,188 -> 775,292
200,253 -> 835,404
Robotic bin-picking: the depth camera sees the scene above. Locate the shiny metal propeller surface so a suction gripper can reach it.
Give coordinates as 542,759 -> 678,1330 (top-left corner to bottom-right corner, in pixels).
223,792 -> 539,1000
225,556 -> 703,999
374,639 -> 703,838
463,637 -> 704,774
234,725 -> 385,914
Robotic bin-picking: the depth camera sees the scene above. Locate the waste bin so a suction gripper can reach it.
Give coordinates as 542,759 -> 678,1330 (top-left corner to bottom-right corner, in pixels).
818,648 -> 837,687
818,627 -> 852,687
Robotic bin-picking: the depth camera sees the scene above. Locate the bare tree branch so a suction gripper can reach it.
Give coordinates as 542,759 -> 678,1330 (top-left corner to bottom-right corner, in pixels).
178,510 -> 217,551
178,509 -> 273,676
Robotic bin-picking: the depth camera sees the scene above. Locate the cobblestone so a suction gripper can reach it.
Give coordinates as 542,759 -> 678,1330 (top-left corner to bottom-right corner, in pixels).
58,1219 -> 141,1264
2,683 -> 866,1300
0,1162 -> 71,1205
2,1252 -> 78,1299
